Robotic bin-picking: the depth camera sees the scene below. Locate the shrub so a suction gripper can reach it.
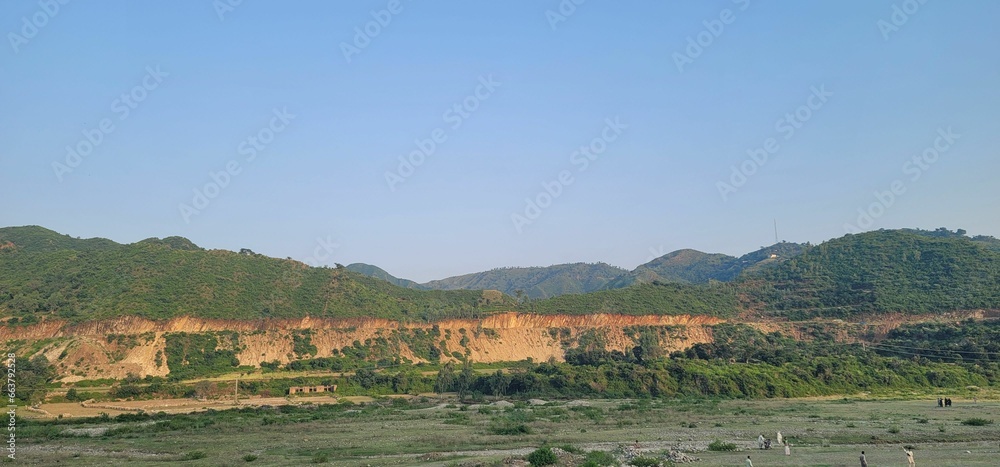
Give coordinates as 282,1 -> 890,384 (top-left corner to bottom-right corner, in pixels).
888,426 -> 900,434
961,418 -> 993,426
708,440 -> 738,452
585,450 -> 617,466
526,447 -> 558,467
311,452 -> 329,463
630,457 -> 660,467
490,422 -> 531,435
560,444 -> 582,454
243,454 -> 258,462
182,451 -> 207,460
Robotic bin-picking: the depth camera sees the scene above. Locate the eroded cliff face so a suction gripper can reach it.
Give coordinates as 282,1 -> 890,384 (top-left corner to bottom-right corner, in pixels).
1,313 -> 722,381
0,311 -> 985,382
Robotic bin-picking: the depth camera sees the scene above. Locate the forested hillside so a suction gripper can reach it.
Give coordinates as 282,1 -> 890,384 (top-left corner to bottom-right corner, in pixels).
748,230 -> 1000,318
0,227 -> 513,323
423,263 -> 628,299
2,226 -> 999,324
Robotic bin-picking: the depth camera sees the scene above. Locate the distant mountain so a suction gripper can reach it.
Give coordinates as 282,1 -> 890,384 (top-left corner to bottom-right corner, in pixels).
345,263 -> 427,290
345,243 -> 807,298
137,236 -> 203,251
422,263 -> 629,300
607,242 -> 807,289
634,249 -> 736,283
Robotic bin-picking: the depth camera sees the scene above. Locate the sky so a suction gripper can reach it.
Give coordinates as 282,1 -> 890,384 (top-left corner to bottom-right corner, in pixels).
2,1 -> 998,283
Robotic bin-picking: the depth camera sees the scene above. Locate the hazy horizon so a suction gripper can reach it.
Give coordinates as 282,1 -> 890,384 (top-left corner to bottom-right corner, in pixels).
3,1 -> 998,283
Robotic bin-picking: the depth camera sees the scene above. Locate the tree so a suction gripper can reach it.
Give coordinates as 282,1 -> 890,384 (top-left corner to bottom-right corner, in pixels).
456,361 -> 475,400
14,355 -> 55,404
434,362 -> 456,394
487,370 -> 510,398
632,331 -> 663,363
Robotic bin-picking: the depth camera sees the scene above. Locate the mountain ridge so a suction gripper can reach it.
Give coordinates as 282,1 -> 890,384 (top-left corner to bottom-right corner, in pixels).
2,226 -> 999,324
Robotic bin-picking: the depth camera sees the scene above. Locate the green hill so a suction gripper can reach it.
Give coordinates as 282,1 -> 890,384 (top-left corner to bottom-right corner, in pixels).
422,263 -> 629,299
622,249 -> 736,284
525,281 -> 739,317
0,226 -> 119,253
2,226 -> 999,324
749,229 -> 1000,319
0,230 -> 513,323
345,263 -> 427,290
607,242 -> 807,288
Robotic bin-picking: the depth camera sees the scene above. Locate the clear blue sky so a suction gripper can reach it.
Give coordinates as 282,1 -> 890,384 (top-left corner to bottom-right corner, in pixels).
2,1 -> 998,282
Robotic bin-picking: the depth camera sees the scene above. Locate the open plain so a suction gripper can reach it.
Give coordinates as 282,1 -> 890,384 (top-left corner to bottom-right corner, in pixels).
14,396 -> 1000,466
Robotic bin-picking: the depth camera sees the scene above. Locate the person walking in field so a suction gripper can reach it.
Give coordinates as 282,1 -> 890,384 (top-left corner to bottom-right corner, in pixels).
860,450 -> 868,467
904,447 -> 915,466
745,454 -> 753,467
776,431 -> 782,445
784,441 -> 790,456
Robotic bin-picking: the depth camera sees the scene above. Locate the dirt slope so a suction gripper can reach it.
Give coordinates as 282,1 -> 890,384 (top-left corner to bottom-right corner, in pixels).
0,311 -> 987,381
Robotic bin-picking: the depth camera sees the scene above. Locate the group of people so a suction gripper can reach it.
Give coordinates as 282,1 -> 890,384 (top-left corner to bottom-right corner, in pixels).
743,446 -> 914,466
754,431 -> 791,453
937,397 -> 953,407
860,448 -> 915,466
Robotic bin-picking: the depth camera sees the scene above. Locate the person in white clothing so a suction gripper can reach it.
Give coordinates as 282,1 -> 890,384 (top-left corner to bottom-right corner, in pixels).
904,447 -> 915,466
745,455 -> 753,467
784,441 -> 790,456
776,431 -> 782,445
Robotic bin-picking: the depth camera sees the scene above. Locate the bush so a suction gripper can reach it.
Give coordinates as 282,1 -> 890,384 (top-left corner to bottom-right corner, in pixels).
560,444 -> 582,454
182,451 -> 207,460
888,426 -> 900,434
961,418 -> 994,426
490,422 -> 531,435
629,457 -> 660,467
311,452 -> 329,463
585,450 -> 617,466
526,447 -> 558,466
708,440 -> 738,452
243,454 -> 258,462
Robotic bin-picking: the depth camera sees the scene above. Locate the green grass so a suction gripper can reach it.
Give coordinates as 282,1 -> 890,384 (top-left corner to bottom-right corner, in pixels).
15,397 -> 1000,466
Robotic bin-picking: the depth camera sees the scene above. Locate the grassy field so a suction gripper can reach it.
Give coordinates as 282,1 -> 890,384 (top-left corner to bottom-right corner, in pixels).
13,396 -> 1000,466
